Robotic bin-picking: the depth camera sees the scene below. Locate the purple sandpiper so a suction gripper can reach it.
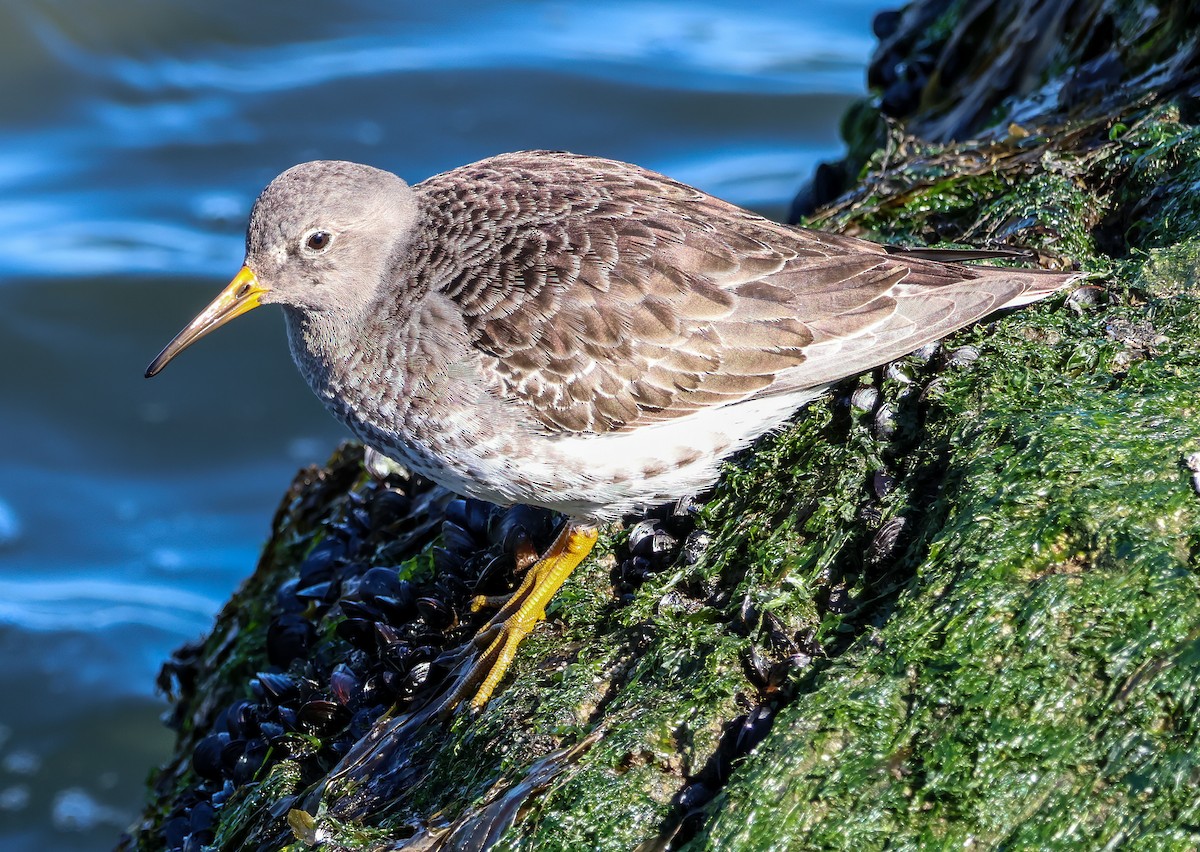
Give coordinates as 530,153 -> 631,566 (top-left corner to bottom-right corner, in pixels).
147,151 -> 1076,711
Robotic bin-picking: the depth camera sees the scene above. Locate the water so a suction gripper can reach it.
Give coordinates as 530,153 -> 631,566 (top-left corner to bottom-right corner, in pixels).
0,1 -> 884,848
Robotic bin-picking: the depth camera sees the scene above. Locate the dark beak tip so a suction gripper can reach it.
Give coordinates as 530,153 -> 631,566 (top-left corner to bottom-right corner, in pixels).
143,269 -> 263,380
144,350 -> 170,378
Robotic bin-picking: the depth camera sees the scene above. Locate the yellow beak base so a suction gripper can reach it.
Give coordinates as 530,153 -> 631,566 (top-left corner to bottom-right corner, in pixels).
145,266 -> 268,378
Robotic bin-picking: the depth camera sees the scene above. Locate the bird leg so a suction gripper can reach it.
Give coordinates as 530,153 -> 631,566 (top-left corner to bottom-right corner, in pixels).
435,522 -> 599,716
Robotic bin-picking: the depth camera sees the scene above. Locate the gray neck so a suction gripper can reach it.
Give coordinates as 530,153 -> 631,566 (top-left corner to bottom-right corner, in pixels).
283,307 -> 381,407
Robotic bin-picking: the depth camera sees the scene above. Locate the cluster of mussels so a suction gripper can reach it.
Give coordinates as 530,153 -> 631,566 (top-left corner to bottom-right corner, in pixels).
143,449 -> 710,852
839,341 -> 967,573
613,495 -> 709,602
868,3 -> 948,119
146,461 -> 569,852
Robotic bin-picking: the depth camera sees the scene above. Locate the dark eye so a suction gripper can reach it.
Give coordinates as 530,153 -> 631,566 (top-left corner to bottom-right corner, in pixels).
304,230 -> 332,251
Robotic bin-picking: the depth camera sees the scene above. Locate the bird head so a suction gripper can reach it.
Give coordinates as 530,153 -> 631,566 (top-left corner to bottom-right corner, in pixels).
146,160 -> 418,377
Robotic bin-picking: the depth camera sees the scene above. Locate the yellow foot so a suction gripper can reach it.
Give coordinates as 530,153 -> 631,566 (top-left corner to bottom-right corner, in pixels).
435,522 -> 599,716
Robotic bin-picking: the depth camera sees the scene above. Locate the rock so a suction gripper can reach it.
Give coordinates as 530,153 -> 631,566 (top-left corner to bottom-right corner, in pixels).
123,2 -> 1200,848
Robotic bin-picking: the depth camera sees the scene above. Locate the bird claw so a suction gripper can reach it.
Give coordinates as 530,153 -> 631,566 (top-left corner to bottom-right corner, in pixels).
432,522 -> 599,716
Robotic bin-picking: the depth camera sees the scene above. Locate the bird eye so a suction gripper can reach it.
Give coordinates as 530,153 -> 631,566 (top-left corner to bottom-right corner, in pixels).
304,230 -> 332,252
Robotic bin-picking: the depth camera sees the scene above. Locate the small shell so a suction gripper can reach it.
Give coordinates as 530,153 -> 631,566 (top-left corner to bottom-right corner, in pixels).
1066,285 -> 1108,314
188,800 -> 216,836
492,505 -> 557,552
885,362 -> 915,384
346,506 -> 372,536
682,530 -> 711,565
911,341 -> 941,363
872,470 -> 895,501
464,498 -> 500,536
441,520 -> 478,556
627,520 -> 659,552
330,664 -> 359,706
851,386 -> 880,413
919,377 -> 946,403
368,489 -> 412,528
359,566 -> 407,601
399,661 -> 433,697
431,546 -> 464,575
675,781 -> 715,811
672,495 -> 701,517
372,621 -> 406,651
222,699 -> 258,738
299,538 -> 347,581
297,699 -> 347,732
736,704 -> 776,753
229,739 -> 269,786
416,597 -> 457,631
191,733 -> 230,780
266,615 -> 316,668
873,403 -> 897,440
866,516 -> 909,565
944,345 -> 980,368
630,521 -> 676,557
257,721 -> 285,743
251,672 -> 300,706
294,580 -> 332,602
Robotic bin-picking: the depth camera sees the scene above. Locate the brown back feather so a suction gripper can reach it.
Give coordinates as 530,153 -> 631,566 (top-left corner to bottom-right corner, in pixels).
408,151 -> 1071,434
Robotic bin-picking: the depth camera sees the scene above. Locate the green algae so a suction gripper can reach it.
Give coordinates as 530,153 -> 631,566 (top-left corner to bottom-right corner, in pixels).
691,359 -> 1200,849
684,111 -> 1200,852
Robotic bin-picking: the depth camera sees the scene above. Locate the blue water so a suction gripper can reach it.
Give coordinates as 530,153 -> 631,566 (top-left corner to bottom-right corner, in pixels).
0,2 -> 883,848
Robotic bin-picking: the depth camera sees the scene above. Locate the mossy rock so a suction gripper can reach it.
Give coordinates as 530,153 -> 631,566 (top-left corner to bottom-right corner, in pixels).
124,2 -> 1200,849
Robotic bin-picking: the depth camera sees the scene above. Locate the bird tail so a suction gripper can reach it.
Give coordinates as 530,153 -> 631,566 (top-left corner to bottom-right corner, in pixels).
885,245 -> 1079,305
883,245 -> 1037,263
993,268 -> 1080,305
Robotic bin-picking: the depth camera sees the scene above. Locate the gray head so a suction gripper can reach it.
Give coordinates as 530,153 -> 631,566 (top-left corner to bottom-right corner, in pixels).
146,160 -> 418,377
249,161 -> 418,313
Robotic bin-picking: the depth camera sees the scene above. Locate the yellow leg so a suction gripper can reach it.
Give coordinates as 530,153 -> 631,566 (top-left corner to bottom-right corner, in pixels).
435,522 -> 599,716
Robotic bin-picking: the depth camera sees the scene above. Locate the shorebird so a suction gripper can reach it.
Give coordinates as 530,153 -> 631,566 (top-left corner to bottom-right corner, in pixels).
147,151 -> 1074,711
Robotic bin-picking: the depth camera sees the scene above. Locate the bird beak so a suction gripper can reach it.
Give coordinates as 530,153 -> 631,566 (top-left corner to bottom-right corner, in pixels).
145,266 -> 269,378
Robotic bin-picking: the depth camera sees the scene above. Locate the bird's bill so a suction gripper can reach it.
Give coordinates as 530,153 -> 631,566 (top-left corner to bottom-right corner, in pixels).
144,266 -> 269,378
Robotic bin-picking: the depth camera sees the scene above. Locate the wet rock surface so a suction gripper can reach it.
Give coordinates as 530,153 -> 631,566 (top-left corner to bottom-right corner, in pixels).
125,1 -> 1200,849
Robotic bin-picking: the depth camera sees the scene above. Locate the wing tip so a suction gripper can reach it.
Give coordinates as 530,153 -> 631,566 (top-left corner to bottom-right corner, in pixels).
1000,270 -> 1082,306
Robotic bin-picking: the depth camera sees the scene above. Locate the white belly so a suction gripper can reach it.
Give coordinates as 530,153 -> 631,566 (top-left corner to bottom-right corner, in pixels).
361,387 -> 825,520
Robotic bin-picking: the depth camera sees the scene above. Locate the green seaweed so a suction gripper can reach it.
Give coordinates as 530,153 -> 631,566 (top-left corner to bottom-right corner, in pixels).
692,305 -> 1200,848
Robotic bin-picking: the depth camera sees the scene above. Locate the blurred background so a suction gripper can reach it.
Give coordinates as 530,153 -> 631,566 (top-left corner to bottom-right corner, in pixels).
0,1 -> 885,848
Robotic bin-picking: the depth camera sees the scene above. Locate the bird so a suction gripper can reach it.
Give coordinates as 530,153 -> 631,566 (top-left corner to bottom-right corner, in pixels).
146,151 -> 1076,713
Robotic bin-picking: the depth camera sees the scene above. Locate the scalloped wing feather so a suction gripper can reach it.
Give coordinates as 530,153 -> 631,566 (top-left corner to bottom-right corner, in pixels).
411,151 -> 1072,435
